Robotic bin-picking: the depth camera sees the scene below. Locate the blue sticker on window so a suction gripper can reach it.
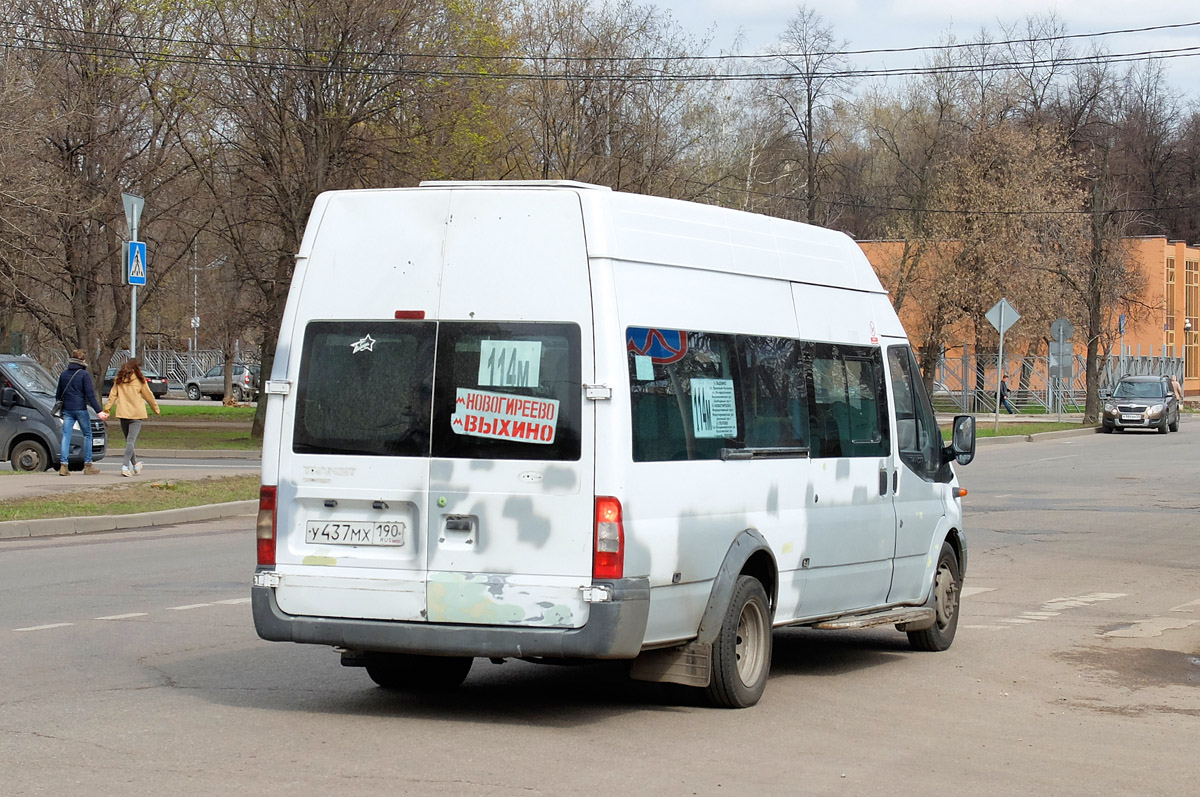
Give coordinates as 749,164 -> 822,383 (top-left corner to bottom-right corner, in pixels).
626,328 -> 688,364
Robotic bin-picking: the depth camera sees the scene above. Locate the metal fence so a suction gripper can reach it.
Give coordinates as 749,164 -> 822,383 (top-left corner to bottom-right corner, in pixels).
930,350 -> 1184,413
44,348 -> 262,391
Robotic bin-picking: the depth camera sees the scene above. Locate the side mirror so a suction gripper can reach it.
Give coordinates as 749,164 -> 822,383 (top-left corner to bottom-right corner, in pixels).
948,414 -> 976,466
1,387 -> 16,408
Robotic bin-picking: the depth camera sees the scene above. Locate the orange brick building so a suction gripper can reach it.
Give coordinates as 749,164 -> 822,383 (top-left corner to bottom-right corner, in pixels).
857,237 -> 1198,397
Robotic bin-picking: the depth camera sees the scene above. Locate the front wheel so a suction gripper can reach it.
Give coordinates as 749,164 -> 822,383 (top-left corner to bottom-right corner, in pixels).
10,440 -> 51,472
1169,414 -> 1179,433
705,575 -> 772,708
232,385 -> 245,402
1158,421 -> 1169,434
186,384 -> 201,401
908,542 -> 961,652
364,653 -> 473,691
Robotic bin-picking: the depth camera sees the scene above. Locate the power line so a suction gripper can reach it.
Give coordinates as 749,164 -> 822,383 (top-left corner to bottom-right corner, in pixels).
689,179 -> 1200,217
14,19 -> 1200,65
6,33 -> 1200,83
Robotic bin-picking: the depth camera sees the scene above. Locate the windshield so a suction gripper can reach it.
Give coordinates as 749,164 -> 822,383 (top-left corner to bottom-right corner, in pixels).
2,360 -> 58,396
1113,381 -> 1166,399
293,320 -> 581,461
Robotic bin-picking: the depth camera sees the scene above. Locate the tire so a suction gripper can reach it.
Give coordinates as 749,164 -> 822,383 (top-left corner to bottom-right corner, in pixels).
705,575 -> 772,708
232,385 -> 245,402
186,384 -> 201,401
1101,425 -> 1114,433
1157,421 -> 1168,434
1169,414 -> 1179,433
10,440 -> 51,472
908,542 -> 961,652
364,653 -> 473,691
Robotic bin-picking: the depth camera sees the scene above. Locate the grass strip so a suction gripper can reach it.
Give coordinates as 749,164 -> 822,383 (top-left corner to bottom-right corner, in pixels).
125,426 -> 260,450
157,405 -> 257,420
0,474 -> 259,521
943,421 -> 1090,441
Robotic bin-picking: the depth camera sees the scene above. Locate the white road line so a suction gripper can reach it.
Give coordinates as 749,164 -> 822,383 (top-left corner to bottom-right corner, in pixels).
167,603 -> 213,611
1031,455 -> 1075,463
95,613 -> 149,621
1001,618 -> 1036,624
1169,598 -> 1200,613
964,624 -> 1009,630
14,623 -> 74,632
961,587 -> 995,597
213,598 -> 251,605
1021,612 -> 1061,619
1101,618 -> 1198,639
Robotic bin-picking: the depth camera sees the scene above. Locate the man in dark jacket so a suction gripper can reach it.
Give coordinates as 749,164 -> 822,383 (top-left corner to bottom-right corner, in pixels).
56,349 -> 104,475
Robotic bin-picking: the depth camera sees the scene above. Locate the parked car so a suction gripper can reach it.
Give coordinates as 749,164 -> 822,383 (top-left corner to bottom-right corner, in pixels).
103,365 -> 169,398
1102,375 -> 1180,434
185,363 -> 260,401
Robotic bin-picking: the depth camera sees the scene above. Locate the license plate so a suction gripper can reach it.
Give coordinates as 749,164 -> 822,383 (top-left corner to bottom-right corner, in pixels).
1120,414 -> 1142,422
305,521 -> 406,546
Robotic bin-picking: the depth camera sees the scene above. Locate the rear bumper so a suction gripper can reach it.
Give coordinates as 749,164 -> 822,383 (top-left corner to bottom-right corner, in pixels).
252,576 -> 651,660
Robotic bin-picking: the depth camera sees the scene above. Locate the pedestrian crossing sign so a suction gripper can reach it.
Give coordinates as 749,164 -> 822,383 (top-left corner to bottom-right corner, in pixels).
128,241 -> 147,286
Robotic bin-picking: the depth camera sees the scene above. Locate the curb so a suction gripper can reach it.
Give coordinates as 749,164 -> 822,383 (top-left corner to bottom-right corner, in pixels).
140,448 -> 261,459
977,426 -> 1101,446
0,500 -> 257,541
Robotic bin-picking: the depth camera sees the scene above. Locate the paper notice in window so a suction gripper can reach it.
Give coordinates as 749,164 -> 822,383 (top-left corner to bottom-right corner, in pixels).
451,388 -> 559,444
691,378 -> 737,438
634,355 -> 654,381
478,340 -> 542,388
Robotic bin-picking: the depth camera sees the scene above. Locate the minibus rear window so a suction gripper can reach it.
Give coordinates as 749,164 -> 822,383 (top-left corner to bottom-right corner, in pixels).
430,322 -> 581,462
294,321 -> 435,456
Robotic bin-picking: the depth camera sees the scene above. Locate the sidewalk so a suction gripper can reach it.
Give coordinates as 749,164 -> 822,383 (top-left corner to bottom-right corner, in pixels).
0,449 -> 260,541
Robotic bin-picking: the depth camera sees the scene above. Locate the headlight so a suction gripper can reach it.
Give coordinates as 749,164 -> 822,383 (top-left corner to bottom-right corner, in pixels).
1148,404 -> 1164,417
1104,404 -> 1116,416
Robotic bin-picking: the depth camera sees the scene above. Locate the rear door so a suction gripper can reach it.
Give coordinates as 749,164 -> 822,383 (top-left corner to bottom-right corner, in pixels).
425,189 -> 596,629
271,189 -> 451,624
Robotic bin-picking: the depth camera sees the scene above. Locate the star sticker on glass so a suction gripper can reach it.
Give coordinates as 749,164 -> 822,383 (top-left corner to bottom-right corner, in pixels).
351,334 -> 376,353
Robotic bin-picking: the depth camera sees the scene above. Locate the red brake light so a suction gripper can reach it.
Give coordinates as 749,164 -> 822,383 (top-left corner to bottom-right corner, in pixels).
593,496 -> 624,579
394,310 -> 426,319
256,485 -> 277,566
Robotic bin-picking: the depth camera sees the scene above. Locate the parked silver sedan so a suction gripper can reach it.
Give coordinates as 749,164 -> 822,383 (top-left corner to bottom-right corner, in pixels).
185,364 -> 260,402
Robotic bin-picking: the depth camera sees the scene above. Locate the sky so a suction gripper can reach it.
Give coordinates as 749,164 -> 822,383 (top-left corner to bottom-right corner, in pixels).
646,0 -> 1200,97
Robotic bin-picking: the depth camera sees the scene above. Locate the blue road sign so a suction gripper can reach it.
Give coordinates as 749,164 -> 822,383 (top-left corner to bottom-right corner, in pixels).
128,241 -> 147,286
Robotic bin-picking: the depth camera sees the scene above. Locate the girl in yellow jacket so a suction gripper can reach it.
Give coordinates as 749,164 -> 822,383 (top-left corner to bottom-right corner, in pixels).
104,358 -> 162,476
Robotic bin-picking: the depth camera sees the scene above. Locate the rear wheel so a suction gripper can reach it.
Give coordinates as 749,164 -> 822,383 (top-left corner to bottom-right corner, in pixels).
10,440 -> 50,472
908,542 -> 961,652
364,653 -> 473,691
705,575 -> 772,708
186,384 -> 201,401
232,385 -> 245,402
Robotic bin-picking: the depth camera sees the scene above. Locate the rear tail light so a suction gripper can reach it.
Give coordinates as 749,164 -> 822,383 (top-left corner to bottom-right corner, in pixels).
257,485 -> 277,566
593,496 -> 624,579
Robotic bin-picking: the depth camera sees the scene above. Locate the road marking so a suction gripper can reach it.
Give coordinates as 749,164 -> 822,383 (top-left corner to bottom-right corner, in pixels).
95,613 -> 149,621
964,624 -> 1009,630
1020,612 -> 1061,619
14,623 -> 74,632
1031,455 -> 1075,463
1101,618 -> 1198,639
213,598 -> 251,605
167,603 -> 213,611
1001,618 -> 1035,624
1169,598 -> 1200,613
962,587 -> 995,598
995,593 -> 1128,628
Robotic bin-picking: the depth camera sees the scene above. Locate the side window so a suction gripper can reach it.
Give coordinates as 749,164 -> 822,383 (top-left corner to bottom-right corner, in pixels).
627,329 -> 740,461
887,345 -> 947,482
738,336 -> 808,449
809,344 -> 889,459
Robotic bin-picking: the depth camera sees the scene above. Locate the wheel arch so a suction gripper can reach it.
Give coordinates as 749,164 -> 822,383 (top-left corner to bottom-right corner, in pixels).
695,529 -> 778,646
6,431 -> 58,465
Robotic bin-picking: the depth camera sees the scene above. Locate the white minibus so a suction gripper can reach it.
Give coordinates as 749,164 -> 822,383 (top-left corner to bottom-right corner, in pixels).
252,181 -> 976,708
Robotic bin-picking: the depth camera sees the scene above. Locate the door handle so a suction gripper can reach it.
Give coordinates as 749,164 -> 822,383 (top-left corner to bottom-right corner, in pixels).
893,469 -> 898,494
879,468 -> 889,496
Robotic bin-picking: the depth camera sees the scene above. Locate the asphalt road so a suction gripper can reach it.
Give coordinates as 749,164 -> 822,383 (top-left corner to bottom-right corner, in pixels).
1,422 -> 1197,795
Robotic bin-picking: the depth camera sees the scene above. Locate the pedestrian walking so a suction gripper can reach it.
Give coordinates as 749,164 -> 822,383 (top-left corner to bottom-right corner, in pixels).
56,349 -> 104,475
1000,373 -> 1018,414
103,358 -> 161,477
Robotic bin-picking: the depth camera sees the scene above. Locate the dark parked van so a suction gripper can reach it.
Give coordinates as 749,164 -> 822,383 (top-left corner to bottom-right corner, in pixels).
0,355 -> 107,471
